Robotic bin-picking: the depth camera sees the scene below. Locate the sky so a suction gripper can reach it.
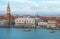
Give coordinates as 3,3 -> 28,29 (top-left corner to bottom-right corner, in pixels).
0,0 -> 60,16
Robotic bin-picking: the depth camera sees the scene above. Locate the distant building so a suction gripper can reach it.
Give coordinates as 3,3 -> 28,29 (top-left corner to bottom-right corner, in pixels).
35,18 -> 42,26
56,18 -> 60,28
2,20 -> 9,26
15,17 -> 35,28
38,22 -> 47,28
0,20 -> 10,27
47,20 -> 56,28
35,15 -> 42,26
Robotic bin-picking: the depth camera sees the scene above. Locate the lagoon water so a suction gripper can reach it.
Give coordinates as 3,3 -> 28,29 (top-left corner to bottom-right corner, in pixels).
0,28 -> 60,39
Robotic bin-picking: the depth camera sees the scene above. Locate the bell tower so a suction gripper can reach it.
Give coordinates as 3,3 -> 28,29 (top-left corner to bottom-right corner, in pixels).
6,2 -> 11,21
6,2 -> 11,27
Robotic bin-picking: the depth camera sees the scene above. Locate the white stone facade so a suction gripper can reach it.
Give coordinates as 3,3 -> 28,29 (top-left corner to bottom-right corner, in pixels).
15,17 -> 35,27
38,22 -> 47,26
47,20 -> 56,28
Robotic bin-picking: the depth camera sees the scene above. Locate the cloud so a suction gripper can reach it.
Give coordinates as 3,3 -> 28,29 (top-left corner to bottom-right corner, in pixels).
0,0 -> 26,2
0,6 -> 6,11
0,0 -> 60,13
11,7 -> 34,12
0,0 -> 39,12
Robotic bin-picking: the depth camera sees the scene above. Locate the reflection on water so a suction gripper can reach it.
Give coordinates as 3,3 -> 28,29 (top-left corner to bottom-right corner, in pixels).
0,28 -> 60,39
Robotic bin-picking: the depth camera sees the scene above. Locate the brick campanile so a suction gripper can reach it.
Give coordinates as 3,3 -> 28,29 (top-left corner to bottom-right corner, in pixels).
6,2 -> 11,27
6,2 -> 11,21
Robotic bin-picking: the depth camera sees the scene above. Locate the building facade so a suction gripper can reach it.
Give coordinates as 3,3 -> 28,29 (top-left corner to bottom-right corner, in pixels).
15,17 -> 35,28
38,22 -> 47,28
47,20 -> 56,28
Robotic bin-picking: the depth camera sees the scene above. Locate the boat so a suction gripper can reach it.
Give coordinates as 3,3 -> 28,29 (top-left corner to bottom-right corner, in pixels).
23,29 -> 33,31
50,30 -> 55,33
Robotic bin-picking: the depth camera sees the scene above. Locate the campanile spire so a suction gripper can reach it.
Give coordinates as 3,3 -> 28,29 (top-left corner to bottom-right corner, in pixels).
7,2 -> 10,13
6,2 -> 11,21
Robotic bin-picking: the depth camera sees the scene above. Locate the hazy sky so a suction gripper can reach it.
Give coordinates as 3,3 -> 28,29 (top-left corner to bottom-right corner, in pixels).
0,0 -> 60,16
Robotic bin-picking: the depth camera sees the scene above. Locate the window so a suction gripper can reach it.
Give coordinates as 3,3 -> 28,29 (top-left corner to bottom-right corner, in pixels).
17,20 -> 18,22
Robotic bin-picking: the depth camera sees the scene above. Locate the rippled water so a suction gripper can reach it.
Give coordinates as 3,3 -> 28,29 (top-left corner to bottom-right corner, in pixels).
0,28 -> 60,39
